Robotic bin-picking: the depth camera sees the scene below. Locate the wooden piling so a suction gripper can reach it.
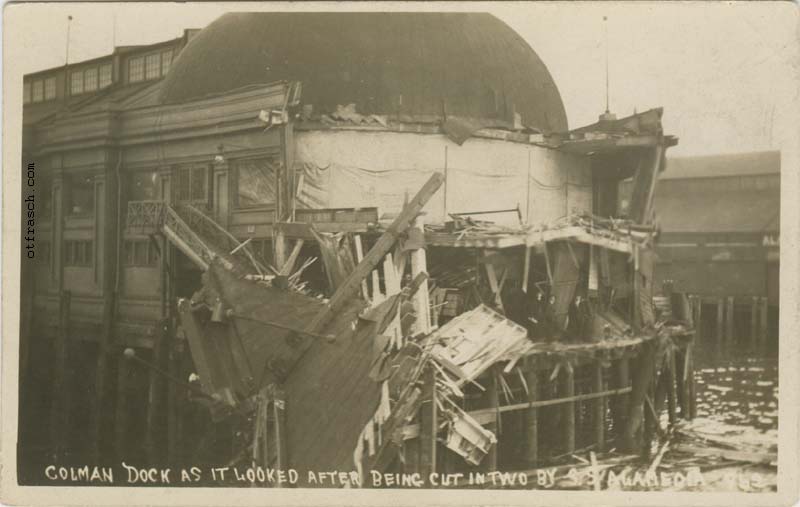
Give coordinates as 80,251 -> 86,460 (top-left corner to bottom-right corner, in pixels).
750,296 -> 759,346
167,332 -> 179,464
114,351 -> 129,461
759,296 -> 769,343
725,296 -> 735,343
51,290 -> 71,458
621,340 -> 657,454
667,348 -> 678,425
146,321 -> 166,464
524,359 -> 539,466
593,362 -> 606,452
684,343 -> 697,419
614,357 -> 630,437
695,297 -> 703,333
715,298 -> 724,341
562,362 -> 576,455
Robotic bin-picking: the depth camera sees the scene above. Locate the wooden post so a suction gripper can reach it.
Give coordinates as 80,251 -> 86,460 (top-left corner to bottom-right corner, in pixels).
146,320 -> 166,464
621,340 -> 657,453
614,357 -> 630,437
51,290 -> 71,459
562,362 -> 575,455
167,327 -> 179,464
715,298 -> 724,341
695,296 -> 703,331
410,215 -> 431,336
759,296 -> 769,343
666,348 -> 678,426
725,296 -> 735,343
273,387 -> 287,487
675,348 -> 687,419
93,290 -> 115,460
274,228 -> 287,272
419,365 -> 438,476
524,359 -> 539,466
522,245 -> 532,294
486,368 -> 500,471
115,351 -> 130,461
750,296 -> 759,346
687,343 -> 697,419
354,235 -> 369,302
593,361 -> 606,452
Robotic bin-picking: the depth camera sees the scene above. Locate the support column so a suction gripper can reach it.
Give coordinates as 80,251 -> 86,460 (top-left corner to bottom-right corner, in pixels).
51,290 -> 71,459
715,298 -> 724,341
115,351 -> 130,461
524,359 -> 539,466
725,296 -> 735,343
146,321 -> 166,464
621,341 -> 657,454
212,158 -> 230,228
750,296 -> 759,346
593,361 -> 606,452
410,215 -> 431,335
614,357 -> 630,436
759,296 -> 769,343
561,362 -> 575,455
666,348 -> 678,425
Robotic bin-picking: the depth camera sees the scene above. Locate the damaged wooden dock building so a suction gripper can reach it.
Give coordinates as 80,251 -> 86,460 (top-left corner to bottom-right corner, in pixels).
19,12 -> 693,486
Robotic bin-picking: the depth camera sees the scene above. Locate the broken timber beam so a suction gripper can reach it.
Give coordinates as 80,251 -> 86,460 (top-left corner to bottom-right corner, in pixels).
304,173 -> 444,335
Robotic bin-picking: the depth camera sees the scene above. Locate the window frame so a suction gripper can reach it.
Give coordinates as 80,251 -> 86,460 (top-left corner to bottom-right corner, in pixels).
233,156 -> 279,209
31,80 -> 44,103
70,70 -> 84,96
84,67 -> 98,92
123,239 -> 159,267
128,56 -> 145,83
161,50 -> 173,75
174,164 -> 210,206
44,76 -> 57,101
64,240 -> 94,267
99,63 -> 113,89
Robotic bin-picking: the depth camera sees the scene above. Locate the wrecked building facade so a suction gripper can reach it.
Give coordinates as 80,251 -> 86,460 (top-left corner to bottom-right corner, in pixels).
19,12 -> 691,486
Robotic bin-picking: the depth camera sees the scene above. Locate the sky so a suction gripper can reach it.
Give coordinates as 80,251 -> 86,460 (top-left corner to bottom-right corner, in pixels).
5,1 -> 799,157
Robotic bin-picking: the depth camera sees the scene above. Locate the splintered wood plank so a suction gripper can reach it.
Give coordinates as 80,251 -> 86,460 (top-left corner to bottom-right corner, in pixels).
354,235 -> 369,302
384,254 -> 402,348
279,239 -> 305,276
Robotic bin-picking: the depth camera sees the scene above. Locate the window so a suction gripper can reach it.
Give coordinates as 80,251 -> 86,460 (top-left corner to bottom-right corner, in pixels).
70,71 -> 84,95
84,67 -> 98,92
129,56 -> 144,83
66,174 -> 95,216
234,158 -> 278,207
145,53 -> 160,80
44,77 -> 57,100
123,239 -> 159,267
175,165 -> 208,203
127,171 -> 158,202
32,80 -> 44,103
64,240 -> 93,267
161,50 -> 173,75
99,64 -> 112,89
23,82 -> 31,104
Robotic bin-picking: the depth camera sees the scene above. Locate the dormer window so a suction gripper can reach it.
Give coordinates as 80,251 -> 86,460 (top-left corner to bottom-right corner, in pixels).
44,77 -> 56,100
32,80 -> 43,102
99,64 -> 112,89
84,67 -> 98,92
129,56 -> 145,83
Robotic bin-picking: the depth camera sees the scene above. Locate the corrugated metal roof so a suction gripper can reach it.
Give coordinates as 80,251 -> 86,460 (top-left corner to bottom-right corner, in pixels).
159,12 -> 567,133
662,150 -> 780,180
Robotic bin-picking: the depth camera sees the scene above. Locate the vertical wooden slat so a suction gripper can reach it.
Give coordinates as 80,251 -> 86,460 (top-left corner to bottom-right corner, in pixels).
522,245 -> 531,294
614,357 -> 630,437
418,365 -> 437,476
667,348 -> 678,425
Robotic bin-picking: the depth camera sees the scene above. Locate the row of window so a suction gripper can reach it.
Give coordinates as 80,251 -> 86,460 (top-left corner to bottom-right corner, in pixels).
36,240 -> 160,269
129,49 -> 173,83
70,63 -> 113,96
23,77 -> 57,104
25,48 -> 175,103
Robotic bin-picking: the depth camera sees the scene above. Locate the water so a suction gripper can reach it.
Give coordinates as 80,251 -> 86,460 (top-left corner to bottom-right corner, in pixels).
692,319 -> 778,434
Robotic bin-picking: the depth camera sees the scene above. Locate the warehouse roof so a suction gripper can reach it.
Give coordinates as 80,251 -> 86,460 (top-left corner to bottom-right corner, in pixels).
159,12 -> 568,133
662,150 -> 780,180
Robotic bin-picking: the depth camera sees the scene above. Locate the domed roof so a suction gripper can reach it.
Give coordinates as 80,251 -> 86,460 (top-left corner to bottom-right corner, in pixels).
160,12 -> 568,132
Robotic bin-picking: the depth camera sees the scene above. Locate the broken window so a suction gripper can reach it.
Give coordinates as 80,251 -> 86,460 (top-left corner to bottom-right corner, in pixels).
233,157 -> 278,208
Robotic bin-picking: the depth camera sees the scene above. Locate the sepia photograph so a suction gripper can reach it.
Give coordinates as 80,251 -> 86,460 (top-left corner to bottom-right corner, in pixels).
2,2 -> 799,505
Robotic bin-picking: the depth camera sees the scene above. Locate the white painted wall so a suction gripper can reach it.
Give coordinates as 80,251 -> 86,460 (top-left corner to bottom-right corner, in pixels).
294,130 -> 592,227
